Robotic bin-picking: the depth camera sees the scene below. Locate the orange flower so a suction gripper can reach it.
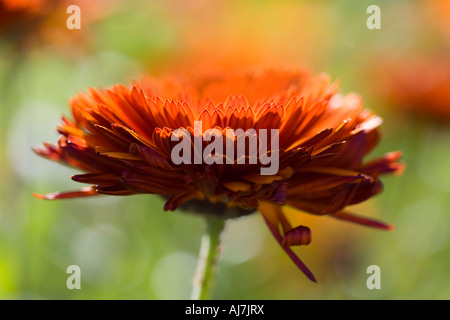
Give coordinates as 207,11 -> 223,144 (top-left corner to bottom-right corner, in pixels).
423,0 -> 450,40
0,0 -> 47,37
34,68 -> 403,282
0,0 -> 116,52
382,57 -> 450,120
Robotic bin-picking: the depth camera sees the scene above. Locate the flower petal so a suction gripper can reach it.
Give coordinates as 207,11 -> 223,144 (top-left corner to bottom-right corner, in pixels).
33,186 -> 99,200
282,225 -> 312,247
259,201 -> 316,282
331,210 -> 394,231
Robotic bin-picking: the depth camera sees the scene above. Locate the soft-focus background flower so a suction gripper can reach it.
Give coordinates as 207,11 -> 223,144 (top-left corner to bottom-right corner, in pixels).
0,0 -> 449,299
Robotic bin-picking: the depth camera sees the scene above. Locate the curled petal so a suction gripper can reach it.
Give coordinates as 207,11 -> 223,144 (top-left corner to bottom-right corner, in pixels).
259,201 -> 316,282
282,225 -> 312,247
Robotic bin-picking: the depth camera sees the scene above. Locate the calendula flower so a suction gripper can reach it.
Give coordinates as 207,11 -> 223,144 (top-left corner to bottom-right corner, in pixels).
382,57 -> 450,120
34,68 -> 403,283
0,0 -> 47,37
0,0 -> 116,53
423,0 -> 450,40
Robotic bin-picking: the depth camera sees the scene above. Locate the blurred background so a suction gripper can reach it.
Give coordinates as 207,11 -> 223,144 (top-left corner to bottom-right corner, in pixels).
0,0 -> 449,299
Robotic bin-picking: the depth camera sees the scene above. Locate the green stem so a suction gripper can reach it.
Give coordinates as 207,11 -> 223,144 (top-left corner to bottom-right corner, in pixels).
191,216 -> 225,300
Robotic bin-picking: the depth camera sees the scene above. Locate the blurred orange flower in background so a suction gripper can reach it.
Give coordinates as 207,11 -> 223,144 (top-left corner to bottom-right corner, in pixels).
34,67 -> 403,282
424,0 -> 450,40
0,0 -> 47,37
151,0 -> 332,71
380,57 -> 450,120
0,0 -> 117,53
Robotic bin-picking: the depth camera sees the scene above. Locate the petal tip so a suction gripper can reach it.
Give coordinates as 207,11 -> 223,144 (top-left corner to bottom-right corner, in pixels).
32,192 -> 56,200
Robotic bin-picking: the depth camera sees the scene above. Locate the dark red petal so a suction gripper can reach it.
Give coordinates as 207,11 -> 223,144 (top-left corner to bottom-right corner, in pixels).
282,225 -> 312,247
362,151 -> 405,175
120,172 -> 183,194
269,182 -> 287,204
164,192 -> 200,211
72,172 -> 120,184
331,210 -> 394,231
33,187 -> 99,200
262,215 -> 317,282
32,144 -> 63,162
95,185 -> 136,196
259,202 -> 316,282
288,173 -> 364,194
